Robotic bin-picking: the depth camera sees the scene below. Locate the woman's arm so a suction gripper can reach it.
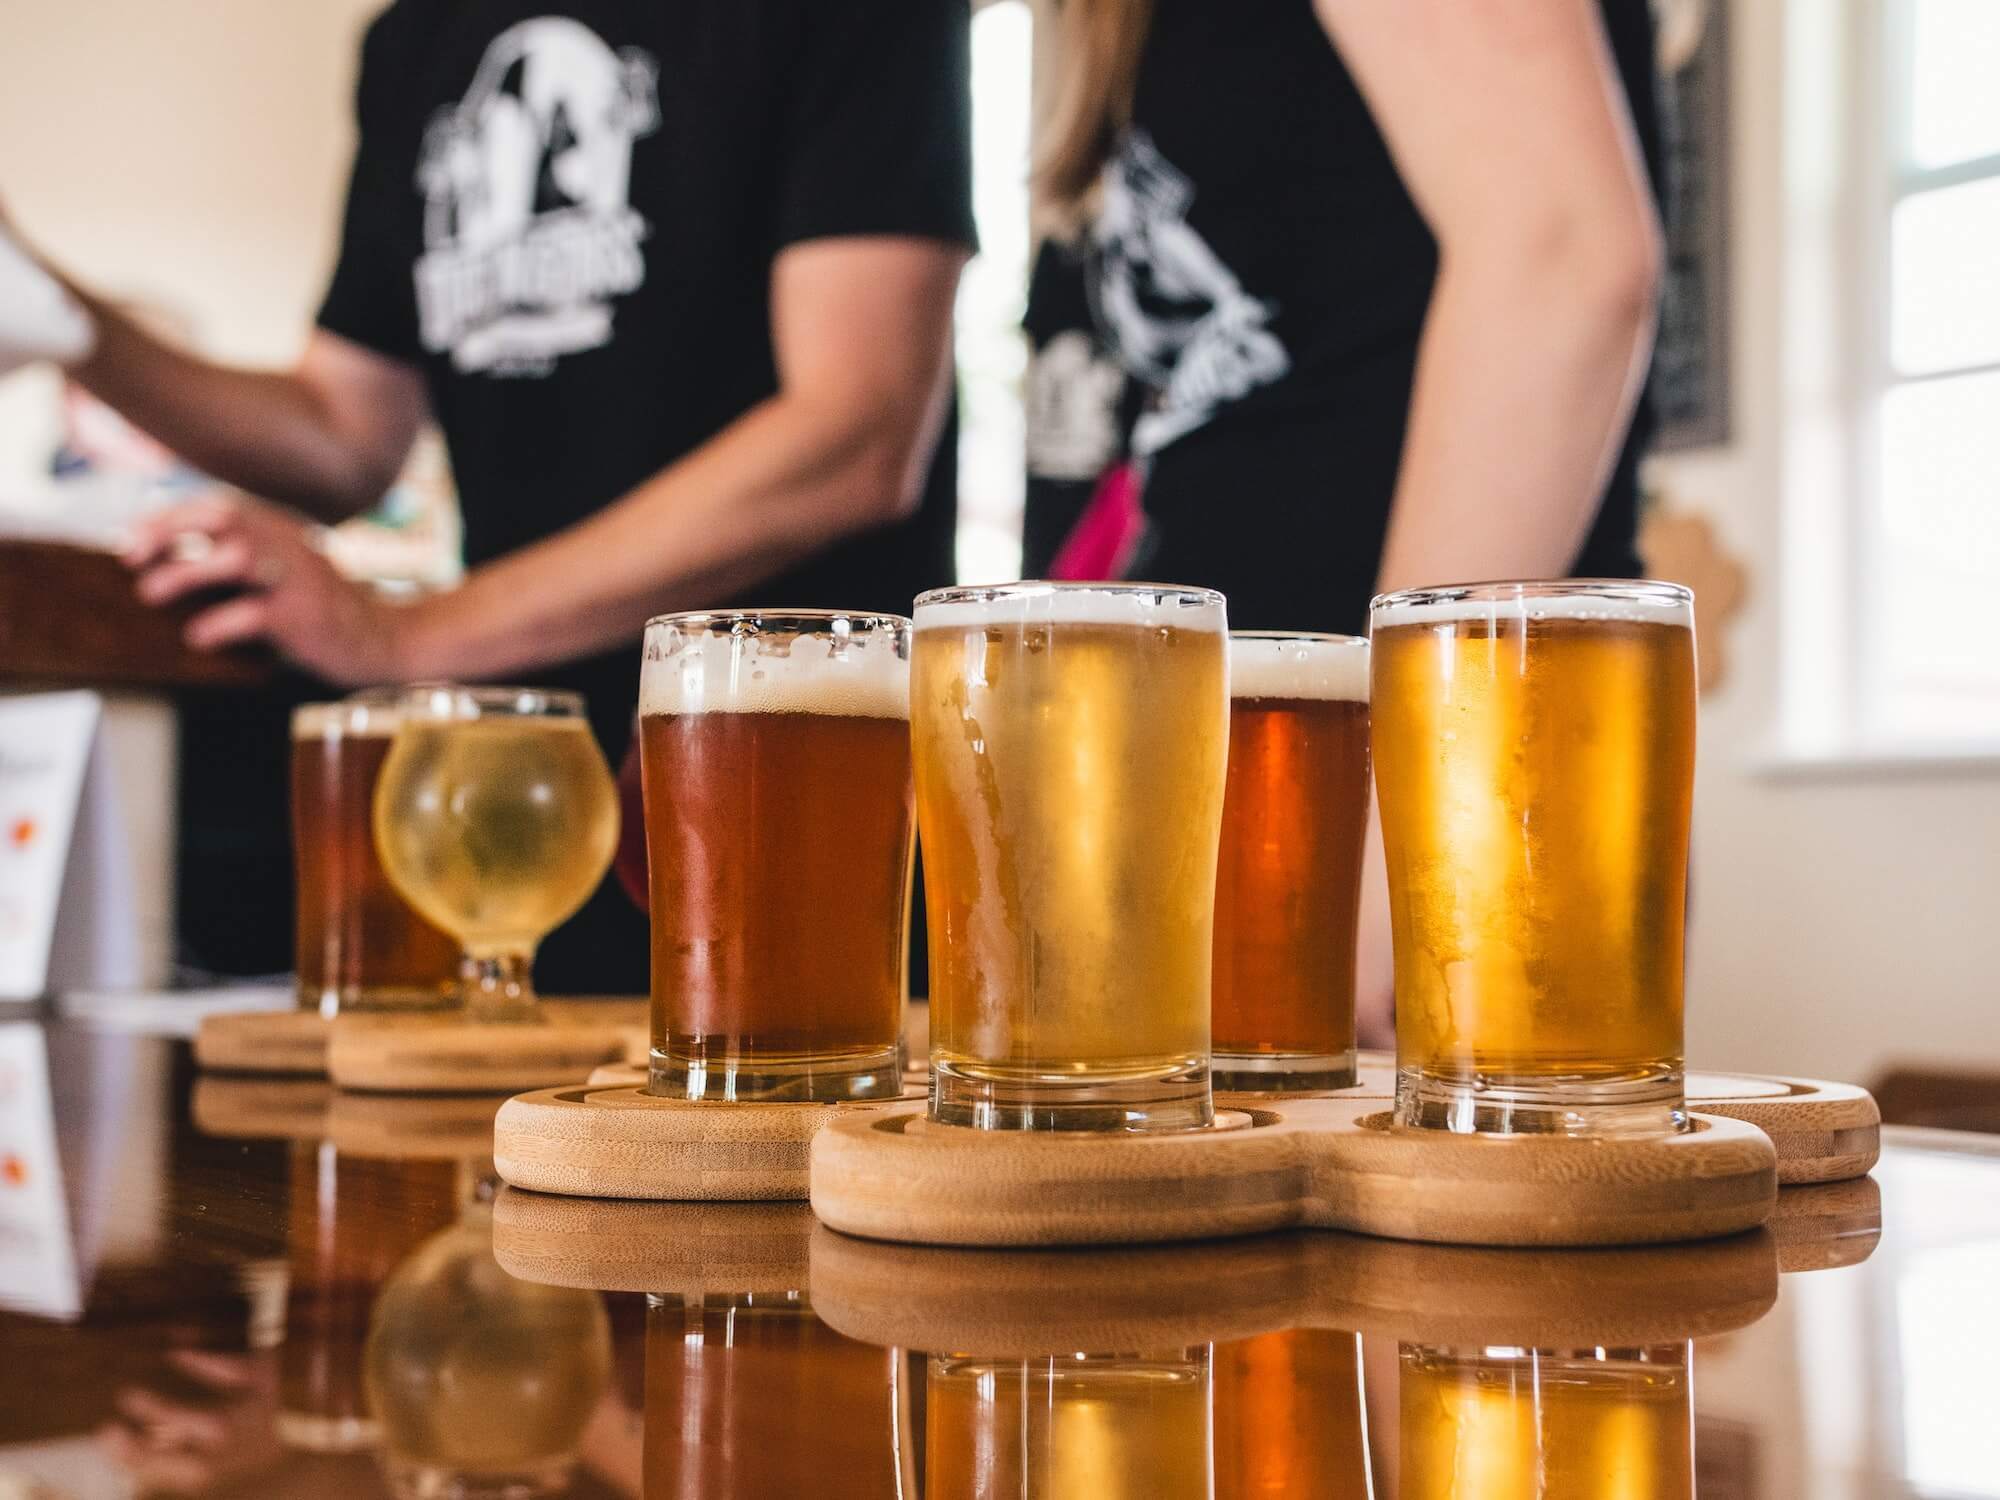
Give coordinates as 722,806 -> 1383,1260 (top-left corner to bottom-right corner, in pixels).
1313,0 -> 1663,593
122,236 -> 965,684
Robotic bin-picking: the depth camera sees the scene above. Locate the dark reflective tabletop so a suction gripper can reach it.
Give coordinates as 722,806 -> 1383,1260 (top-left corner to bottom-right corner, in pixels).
0,1017 -> 1990,1498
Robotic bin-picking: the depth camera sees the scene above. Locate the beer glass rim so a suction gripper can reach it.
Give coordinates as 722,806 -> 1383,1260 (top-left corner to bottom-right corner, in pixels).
644,608 -> 912,634
1370,578 -> 1692,615
914,580 -> 1226,611
1229,629 -> 1367,646
395,683 -> 588,720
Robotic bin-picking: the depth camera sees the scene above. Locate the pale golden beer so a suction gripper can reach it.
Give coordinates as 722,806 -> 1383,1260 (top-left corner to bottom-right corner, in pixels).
1401,1343 -> 1693,1500
291,696 -> 459,1015
641,612 -> 913,1101
373,687 -> 619,1020
913,583 -> 1230,1132
1371,582 -> 1697,1136
365,1202 -> 611,1499
1212,634 -> 1371,1091
928,1351 -> 1212,1498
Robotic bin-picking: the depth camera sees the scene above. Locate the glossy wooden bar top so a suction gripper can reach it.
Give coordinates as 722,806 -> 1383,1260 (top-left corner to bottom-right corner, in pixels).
0,1018 -> 1987,1498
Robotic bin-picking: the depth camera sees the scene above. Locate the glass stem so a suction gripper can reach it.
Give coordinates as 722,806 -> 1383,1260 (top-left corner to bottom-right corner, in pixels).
460,948 -> 539,1024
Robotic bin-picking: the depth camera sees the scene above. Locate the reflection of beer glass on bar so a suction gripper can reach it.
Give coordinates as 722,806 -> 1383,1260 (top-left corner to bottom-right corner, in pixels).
1371,581 -> 1697,1137
1401,1342 -> 1693,1498
641,611 -> 913,1102
373,687 -> 619,1022
1212,633 -> 1371,1092
645,1293 -> 904,1494
292,694 -> 460,1016
912,582 -> 1230,1132
278,1146 -> 459,1453
928,1350 -> 1212,1497
365,1196 -> 612,1500
1213,1328 -> 1369,1496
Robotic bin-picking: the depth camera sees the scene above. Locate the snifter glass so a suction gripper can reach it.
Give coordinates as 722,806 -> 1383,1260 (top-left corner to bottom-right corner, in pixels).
372,686 -> 620,1023
1370,580 -> 1697,1137
1211,632 -> 1371,1092
640,610 -> 914,1102
291,690 -> 461,1017
913,581 -> 1230,1132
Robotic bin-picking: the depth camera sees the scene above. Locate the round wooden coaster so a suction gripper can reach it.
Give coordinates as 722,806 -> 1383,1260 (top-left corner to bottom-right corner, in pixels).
191,1077 -> 334,1140
324,1091 -> 507,1162
327,1001 -> 646,1094
809,1098 -> 1778,1249
1226,1056 -> 1878,1187
493,1083 -> 924,1201
1686,1074 -> 1880,1185
194,1009 -> 331,1076
490,1190 -> 817,1293
808,1224 -> 1779,1356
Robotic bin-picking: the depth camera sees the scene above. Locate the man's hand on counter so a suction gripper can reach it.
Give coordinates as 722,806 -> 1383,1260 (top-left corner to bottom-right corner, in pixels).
121,490 -> 428,687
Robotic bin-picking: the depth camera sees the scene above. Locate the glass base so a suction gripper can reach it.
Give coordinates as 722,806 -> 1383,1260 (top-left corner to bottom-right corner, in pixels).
276,1410 -> 379,1454
299,983 -> 461,1020
649,1043 -> 902,1103
382,1457 -> 574,1500
1394,1065 -> 1687,1138
1212,1047 -> 1357,1093
929,1054 -> 1214,1132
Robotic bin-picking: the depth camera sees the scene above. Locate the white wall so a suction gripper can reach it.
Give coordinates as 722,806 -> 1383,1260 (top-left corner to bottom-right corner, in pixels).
0,0 -> 384,365
1657,2 -> 2000,1086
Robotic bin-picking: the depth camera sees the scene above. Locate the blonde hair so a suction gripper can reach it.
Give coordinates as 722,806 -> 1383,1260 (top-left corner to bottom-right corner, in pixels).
1034,0 -> 1155,228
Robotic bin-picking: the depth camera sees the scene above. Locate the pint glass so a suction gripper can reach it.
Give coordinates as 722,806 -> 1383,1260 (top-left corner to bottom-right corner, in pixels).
1212,633 -> 1370,1091
1371,581 -> 1697,1136
912,582 -> 1230,1132
641,611 -> 913,1102
292,693 -> 459,1016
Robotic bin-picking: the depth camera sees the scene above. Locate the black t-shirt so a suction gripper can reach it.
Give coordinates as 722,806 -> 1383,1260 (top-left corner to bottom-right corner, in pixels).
1074,0 -> 1662,635
317,0 -> 973,991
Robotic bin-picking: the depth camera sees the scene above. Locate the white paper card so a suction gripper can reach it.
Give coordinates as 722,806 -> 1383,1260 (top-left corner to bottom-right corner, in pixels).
0,692 -> 101,999
0,1022 -> 81,1320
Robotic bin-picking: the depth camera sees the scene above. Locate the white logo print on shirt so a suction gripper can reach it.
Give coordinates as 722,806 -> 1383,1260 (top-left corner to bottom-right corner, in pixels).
413,18 -> 660,376
1091,130 -> 1290,456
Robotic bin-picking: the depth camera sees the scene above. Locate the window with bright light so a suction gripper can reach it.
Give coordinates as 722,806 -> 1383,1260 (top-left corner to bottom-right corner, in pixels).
1865,0 -> 2000,744
954,0 -> 1032,585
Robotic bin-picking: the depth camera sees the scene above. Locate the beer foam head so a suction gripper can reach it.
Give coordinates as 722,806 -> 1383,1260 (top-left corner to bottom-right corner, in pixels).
1370,581 -> 1693,630
913,582 -> 1227,634
292,695 -> 403,739
641,617 -> 909,718
1229,634 -> 1368,702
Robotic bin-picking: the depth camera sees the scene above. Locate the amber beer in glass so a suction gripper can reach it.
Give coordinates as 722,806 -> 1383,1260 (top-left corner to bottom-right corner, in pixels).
291,694 -> 459,1015
913,582 -> 1229,1132
1401,1342 -> 1693,1499
1212,633 -> 1370,1091
1371,581 -> 1697,1136
641,612 -> 913,1101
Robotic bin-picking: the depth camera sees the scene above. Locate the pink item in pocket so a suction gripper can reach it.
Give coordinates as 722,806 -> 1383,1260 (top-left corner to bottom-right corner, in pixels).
1050,461 -> 1148,580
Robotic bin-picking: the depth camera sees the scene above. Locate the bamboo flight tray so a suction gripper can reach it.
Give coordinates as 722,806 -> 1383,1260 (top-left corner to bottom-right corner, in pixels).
496,1053 -> 1876,1235
490,1191 -> 816,1295
325,999 -> 648,1094
191,1075 -> 510,1162
807,1223 -> 1789,1357
193,1009 -> 334,1076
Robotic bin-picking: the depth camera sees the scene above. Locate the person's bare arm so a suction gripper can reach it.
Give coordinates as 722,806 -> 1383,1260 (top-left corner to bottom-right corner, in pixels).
124,236 -> 965,684
1314,0 -> 1662,1044
1314,0 -> 1662,594
70,307 -> 426,525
